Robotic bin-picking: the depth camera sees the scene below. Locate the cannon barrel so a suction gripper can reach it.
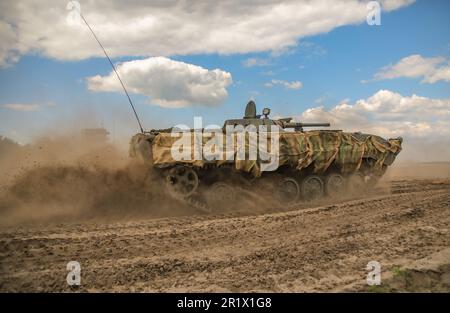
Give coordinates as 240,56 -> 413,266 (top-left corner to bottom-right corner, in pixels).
282,122 -> 330,129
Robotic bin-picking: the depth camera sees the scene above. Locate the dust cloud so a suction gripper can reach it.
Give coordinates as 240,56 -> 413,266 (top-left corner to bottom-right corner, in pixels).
0,134 -> 194,226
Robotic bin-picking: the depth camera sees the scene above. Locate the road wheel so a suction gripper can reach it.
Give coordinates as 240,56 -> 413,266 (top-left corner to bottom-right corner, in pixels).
165,166 -> 199,197
276,177 -> 300,204
205,182 -> 236,213
325,173 -> 345,197
301,175 -> 324,201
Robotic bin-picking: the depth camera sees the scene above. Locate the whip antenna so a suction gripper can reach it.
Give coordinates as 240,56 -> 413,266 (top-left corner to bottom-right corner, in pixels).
73,3 -> 144,133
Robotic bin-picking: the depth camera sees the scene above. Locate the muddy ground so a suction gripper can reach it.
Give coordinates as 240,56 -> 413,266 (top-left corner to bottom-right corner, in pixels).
0,175 -> 449,292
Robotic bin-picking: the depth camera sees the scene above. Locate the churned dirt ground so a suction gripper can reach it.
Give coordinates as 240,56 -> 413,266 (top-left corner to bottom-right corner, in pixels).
1,177 -> 449,292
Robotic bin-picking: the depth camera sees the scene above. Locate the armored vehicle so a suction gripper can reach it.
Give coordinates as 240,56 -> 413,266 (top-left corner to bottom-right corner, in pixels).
130,101 -> 402,211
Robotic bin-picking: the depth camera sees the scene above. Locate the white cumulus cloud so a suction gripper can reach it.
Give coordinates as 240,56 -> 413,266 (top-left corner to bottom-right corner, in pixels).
299,90 -> 450,139
0,0 -> 414,66
87,57 -> 232,108
371,54 -> 450,83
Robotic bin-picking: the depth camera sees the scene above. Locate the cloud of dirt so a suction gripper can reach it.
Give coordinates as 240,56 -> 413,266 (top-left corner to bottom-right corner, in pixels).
0,133 -> 195,226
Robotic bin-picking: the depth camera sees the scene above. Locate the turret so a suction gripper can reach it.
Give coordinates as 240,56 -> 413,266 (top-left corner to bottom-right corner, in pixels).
223,101 -> 330,131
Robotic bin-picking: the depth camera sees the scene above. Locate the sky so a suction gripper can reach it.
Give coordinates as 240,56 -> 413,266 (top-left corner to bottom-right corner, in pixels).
0,0 -> 449,161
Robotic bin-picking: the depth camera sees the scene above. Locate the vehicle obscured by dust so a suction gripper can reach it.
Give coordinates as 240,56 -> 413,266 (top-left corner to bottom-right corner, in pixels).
0,132 -> 280,226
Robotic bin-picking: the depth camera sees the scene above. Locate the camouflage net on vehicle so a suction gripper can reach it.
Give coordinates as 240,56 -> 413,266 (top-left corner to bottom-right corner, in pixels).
130,131 -> 402,177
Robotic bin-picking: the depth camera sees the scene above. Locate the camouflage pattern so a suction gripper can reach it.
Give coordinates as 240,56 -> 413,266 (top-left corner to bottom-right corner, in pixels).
130,130 -> 402,177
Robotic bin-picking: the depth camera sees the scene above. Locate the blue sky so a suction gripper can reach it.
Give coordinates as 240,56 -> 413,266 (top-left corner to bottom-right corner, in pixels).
0,0 -> 449,146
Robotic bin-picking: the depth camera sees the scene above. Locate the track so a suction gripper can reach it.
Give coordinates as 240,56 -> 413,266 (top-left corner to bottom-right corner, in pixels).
0,179 -> 449,292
